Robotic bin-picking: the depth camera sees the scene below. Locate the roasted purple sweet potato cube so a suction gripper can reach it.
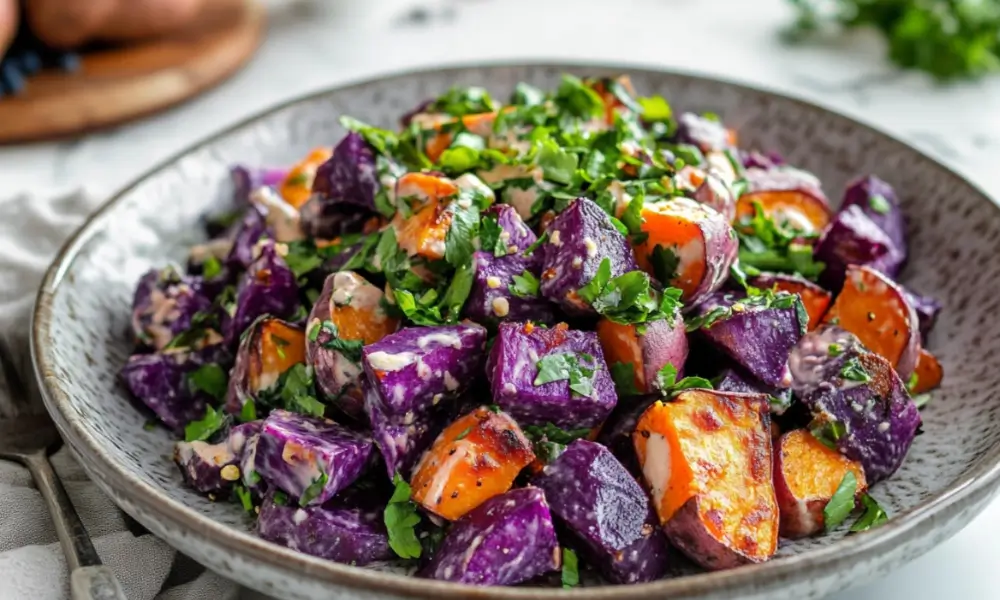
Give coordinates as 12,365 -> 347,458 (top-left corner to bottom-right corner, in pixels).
225,205 -> 271,272
694,291 -> 805,389
484,203 -> 537,256
789,326 -> 921,483
130,266 -> 213,350
739,150 -> 785,170
418,487 -> 560,585
362,324 -> 487,417
463,252 -> 555,325
534,440 -> 669,583
256,489 -> 393,565
715,368 -> 793,415
253,409 -> 373,505
311,132 -> 380,211
306,271 -> 398,420
174,420 -> 260,495
691,169 -> 737,222
841,175 -> 906,264
675,112 -> 732,153
903,287 -> 943,341
539,197 -> 639,315
120,343 -> 229,431
815,204 -> 903,290
363,380 -> 455,478
487,321 -> 617,429
299,198 -> 373,240
224,317 -> 306,416
224,240 -> 301,347
230,165 -> 288,206
595,394 -> 658,476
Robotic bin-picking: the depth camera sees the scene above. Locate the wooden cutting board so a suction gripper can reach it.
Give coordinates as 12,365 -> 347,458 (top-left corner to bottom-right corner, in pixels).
0,0 -> 264,144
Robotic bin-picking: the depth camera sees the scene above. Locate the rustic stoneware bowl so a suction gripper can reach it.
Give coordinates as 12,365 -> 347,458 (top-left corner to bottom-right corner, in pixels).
31,63 -> 1000,600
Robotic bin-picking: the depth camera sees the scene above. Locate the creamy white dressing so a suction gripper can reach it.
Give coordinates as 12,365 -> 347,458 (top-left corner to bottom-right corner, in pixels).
426,442 -> 472,504
189,238 -> 233,264
505,186 -> 539,220
454,173 -> 495,202
367,351 -> 417,372
292,509 -> 309,525
409,113 -> 453,130
443,372 -> 460,392
250,187 -> 304,243
641,433 -> 672,512
476,163 -> 533,185
417,332 -> 463,349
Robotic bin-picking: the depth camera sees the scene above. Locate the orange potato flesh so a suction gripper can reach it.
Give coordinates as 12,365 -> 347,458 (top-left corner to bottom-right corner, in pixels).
633,392 -> 777,561
759,277 -> 832,331
822,265 -> 919,377
634,201 -> 707,300
326,275 -> 399,345
596,319 -> 646,392
736,191 -> 831,234
411,407 -> 535,521
590,75 -> 635,125
911,348 -> 943,394
279,147 -> 333,209
251,320 -> 306,390
391,172 -> 459,260
425,132 -> 453,163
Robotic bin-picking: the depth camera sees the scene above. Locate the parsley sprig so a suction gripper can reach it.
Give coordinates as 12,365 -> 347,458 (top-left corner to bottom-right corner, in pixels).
384,474 -> 423,559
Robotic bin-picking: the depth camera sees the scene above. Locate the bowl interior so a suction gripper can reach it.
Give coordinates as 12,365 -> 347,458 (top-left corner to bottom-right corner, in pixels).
33,64 -> 1000,599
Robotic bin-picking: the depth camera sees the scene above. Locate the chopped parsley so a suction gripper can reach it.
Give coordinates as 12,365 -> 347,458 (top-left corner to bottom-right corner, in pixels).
299,472 -> 328,506
509,270 -> 540,298
533,353 -> 598,397
186,364 -> 228,402
648,244 -> 680,285
839,357 -> 872,383
576,258 -> 682,326
823,471 -> 858,531
202,256 -> 223,279
454,426 -> 474,441
828,343 -> 844,357
478,213 -> 508,257
868,194 -> 891,215
234,484 -> 254,513
428,86 -> 497,116
811,420 -> 847,450
737,201 -> 825,279
183,406 -> 227,443
849,493 -> 889,532
523,423 -> 592,445
239,398 -> 257,422
610,361 -> 641,397
385,474 -> 422,559
561,548 -> 580,588
320,321 -> 364,363
654,364 -> 713,395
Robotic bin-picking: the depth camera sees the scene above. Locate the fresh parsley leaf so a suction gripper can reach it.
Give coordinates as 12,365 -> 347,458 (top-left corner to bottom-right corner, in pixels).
511,82 -> 546,106
840,357 -> 872,383
273,491 -> 288,506
278,364 -> 326,418
234,484 -> 253,513
536,139 -> 579,185
478,213 -> 508,257
849,493 -> 889,532
828,342 -> 844,357
429,86 -> 496,116
638,95 -> 672,122
283,241 -> 324,280
654,363 -> 713,395
143,419 -> 157,431
868,194 -> 891,215
649,244 -> 680,284
300,472 -> 328,506
454,426 -> 474,441
339,116 -> 398,156
187,364 -> 228,402
523,231 -> 548,257
239,398 -> 257,422
202,256 -> 223,279
441,262 -> 475,321
385,474 -> 422,559
823,471 -> 858,531
509,270 -> 540,298
811,420 -> 847,450
576,258 -> 612,305
445,202 -> 480,269
913,393 -> 933,410
554,74 -> 604,119
533,353 -> 598,398
685,305 -> 730,332
610,361 -> 641,397
184,406 -> 226,442
561,548 -> 580,589
620,193 -> 645,237
320,321 -> 364,363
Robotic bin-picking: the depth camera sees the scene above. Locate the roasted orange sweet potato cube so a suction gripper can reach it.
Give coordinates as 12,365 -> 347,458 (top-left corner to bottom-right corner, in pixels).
279,147 -> 333,209
910,348 -> 943,394
253,319 -> 306,390
325,271 -> 400,345
753,273 -> 832,331
823,265 -> 921,380
633,390 -> 778,570
773,429 -> 867,538
736,190 -> 832,234
390,172 -> 459,260
411,406 -> 535,521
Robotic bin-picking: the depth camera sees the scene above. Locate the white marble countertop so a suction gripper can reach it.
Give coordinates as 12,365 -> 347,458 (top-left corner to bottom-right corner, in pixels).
2,0 -> 998,598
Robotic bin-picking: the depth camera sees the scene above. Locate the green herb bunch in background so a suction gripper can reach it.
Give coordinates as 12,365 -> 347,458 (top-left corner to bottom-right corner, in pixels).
787,0 -> 1000,80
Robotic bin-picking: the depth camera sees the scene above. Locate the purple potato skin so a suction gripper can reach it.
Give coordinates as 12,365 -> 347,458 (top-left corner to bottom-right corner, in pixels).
299,198 -> 373,240
463,252 -> 556,325
841,175 -> 907,265
533,440 -> 669,583
173,421 -> 260,495
740,150 -> 785,170
486,204 -> 537,255
311,132 -> 380,212
120,343 -> 229,431
663,496 -> 767,571
903,287 -> 943,341
361,324 -> 487,417
789,327 -> 921,483
487,322 -> 617,429
130,266 -> 213,350
715,368 -> 793,415
363,380 -> 455,479
595,395 -> 658,476
675,112 -> 731,153
698,294 -> 804,389
692,170 -> 736,222
253,409 -> 373,506
223,317 -> 305,416
814,204 -> 902,290
634,313 -> 689,393
224,240 -> 301,348
418,487 -> 561,585
230,165 -> 288,206
226,205 -> 271,272
539,197 -> 639,315
256,490 -> 393,565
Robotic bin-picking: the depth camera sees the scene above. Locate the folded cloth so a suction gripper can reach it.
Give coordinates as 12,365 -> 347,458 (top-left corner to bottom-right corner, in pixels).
0,190 -> 242,600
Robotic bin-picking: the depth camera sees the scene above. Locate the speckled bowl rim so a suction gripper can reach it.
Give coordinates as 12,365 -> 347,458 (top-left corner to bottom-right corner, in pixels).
30,60 -> 1000,599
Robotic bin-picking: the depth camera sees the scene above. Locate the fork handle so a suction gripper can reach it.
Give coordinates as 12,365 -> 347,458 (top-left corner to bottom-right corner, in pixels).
24,452 -> 128,600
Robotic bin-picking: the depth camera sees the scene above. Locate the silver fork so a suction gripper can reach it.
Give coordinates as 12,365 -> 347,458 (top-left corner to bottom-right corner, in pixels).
0,348 -> 128,600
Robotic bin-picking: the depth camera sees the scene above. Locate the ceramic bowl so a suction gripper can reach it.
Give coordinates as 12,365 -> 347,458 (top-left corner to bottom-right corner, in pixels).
31,63 -> 1000,600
